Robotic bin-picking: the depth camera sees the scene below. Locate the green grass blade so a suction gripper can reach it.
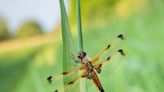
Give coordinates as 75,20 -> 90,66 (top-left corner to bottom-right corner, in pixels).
76,0 -> 87,92
59,0 -> 80,92
76,0 -> 84,52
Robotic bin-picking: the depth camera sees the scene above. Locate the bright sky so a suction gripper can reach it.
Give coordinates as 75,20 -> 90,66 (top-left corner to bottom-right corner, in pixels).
0,0 -> 69,32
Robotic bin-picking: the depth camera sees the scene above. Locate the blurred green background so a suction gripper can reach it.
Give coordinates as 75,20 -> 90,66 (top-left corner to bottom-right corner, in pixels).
0,0 -> 164,92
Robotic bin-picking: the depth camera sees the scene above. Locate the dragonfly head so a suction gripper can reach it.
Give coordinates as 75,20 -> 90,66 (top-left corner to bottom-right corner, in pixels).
77,52 -> 86,60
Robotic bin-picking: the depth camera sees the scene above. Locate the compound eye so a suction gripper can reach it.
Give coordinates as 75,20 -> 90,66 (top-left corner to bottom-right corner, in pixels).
77,55 -> 81,59
83,52 -> 86,57
84,52 -> 87,56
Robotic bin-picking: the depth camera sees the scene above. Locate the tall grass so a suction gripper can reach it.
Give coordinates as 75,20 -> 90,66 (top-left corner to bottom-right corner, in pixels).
0,0 -> 164,92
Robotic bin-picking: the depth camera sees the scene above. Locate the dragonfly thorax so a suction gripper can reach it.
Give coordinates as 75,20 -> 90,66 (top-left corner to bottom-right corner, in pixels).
86,62 -> 94,71
81,56 -> 91,64
77,51 -> 94,71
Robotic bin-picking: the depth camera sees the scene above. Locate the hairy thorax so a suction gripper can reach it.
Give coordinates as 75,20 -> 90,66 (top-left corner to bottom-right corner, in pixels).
81,56 -> 94,71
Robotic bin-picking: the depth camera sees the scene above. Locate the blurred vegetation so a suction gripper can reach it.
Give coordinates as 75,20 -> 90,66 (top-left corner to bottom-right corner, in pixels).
0,0 -> 164,92
70,0 -> 119,24
0,18 -> 11,41
15,20 -> 44,38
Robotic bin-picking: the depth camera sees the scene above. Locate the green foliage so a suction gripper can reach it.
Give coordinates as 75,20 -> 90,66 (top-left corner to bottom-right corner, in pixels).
0,47 -> 42,92
76,0 -> 86,91
0,18 -> 10,40
80,1 -> 164,92
0,0 -> 164,92
59,0 -> 80,92
76,0 -> 84,52
16,20 -> 43,38
70,0 -> 119,24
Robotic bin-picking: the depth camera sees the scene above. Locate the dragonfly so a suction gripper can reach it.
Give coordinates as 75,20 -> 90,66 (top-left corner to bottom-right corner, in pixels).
47,34 -> 125,92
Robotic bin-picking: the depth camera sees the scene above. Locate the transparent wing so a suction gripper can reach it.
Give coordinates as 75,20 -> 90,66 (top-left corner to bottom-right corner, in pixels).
92,34 -> 124,64
94,49 -> 125,75
47,65 -> 85,84
54,71 -> 88,92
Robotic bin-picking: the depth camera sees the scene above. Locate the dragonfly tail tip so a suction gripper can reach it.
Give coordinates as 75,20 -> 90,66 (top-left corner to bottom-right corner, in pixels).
101,89 -> 105,92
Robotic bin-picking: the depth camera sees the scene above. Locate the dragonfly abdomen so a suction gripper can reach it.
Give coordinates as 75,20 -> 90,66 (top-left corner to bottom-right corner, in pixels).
90,71 -> 105,92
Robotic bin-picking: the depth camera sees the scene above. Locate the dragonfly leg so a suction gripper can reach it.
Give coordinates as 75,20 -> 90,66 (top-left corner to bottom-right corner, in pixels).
92,34 -> 124,64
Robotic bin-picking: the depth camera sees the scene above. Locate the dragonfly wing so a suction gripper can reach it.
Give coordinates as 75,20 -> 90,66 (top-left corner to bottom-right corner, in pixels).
91,34 -> 124,64
94,49 -> 125,75
55,71 -> 88,92
47,65 -> 85,84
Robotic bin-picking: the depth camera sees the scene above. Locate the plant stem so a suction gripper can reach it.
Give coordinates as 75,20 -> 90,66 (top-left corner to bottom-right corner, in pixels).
76,0 -> 87,92
76,0 -> 84,52
59,0 -> 80,91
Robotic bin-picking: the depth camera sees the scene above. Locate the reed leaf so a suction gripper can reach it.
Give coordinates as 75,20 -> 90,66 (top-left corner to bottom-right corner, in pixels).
76,0 -> 87,92
59,0 -> 80,92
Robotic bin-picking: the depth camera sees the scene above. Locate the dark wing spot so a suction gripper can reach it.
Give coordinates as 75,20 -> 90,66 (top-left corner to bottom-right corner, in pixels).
99,64 -> 102,68
62,72 -> 68,75
82,75 -> 86,78
107,44 -> 111,49
47,76 -> 52,84
68,81 -> 74,85
107,56 -> 111,61
117,34 -> 124,40
118,49 -> 125,56
54,90 -> 58,92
